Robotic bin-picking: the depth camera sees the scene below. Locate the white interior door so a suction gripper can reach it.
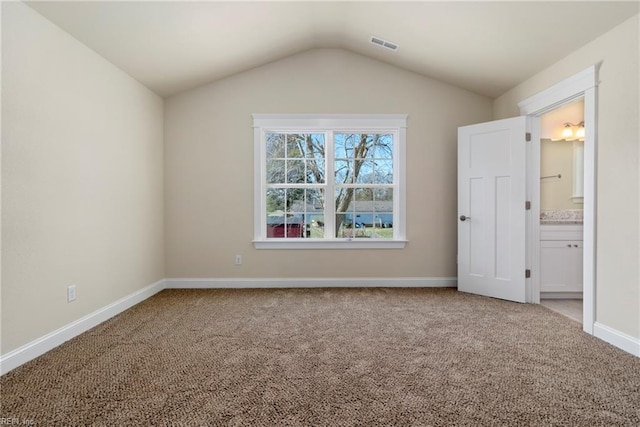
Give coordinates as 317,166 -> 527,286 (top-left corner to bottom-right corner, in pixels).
458,116 -> 534,303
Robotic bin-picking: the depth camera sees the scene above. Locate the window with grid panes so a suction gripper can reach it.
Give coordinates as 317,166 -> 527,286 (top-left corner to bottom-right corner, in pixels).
253,114 -> 407,249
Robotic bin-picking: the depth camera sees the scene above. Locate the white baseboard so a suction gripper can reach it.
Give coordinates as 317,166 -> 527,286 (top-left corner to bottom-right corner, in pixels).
164,277 -> 457,289
3,278 -> 636,375
540,291 -> 583,299
0,277 -> 454,375
593,322 -> 640,357
0,279 -> 165,376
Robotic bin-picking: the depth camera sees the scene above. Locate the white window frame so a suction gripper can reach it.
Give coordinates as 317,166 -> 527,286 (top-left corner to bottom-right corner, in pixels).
253,114 -> 407,249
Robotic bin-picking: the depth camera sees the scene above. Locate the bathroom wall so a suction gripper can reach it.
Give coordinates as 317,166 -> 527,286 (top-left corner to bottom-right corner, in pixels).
540,139 -> 583,211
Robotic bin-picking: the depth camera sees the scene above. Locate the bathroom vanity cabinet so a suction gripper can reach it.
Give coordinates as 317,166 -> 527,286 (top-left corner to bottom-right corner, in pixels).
540,225 -> 583,297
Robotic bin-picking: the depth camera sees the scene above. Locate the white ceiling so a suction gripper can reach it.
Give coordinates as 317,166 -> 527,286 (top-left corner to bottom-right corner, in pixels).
25,1 -> 639,98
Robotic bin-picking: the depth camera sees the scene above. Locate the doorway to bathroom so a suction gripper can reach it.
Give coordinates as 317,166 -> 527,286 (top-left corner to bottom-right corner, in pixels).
518,64 -> 598,334
538,99 -> 585,324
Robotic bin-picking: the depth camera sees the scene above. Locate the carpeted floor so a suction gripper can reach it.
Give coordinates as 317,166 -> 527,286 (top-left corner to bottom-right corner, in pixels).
1,288 -> 639,426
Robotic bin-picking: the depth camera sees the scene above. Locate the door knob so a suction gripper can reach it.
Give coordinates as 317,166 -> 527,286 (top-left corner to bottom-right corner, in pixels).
459,215 -> 470,221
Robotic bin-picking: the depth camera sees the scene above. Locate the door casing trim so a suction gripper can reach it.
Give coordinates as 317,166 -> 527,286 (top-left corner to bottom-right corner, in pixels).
518,64 -> 599,335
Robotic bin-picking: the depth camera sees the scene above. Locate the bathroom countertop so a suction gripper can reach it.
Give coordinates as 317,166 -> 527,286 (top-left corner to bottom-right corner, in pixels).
540,209 -> 583,225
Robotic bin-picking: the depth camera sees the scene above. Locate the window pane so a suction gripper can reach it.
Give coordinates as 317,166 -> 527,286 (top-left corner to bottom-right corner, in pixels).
369,134 -> 393,159
375,187 -> 393,202
286,216 -> 304,238
306,188 -> 325,211
306,188 -> 325,238
306,160 -> 325,184
334,133 -> 352,159
335,160 -> 352,184
354,134 -> 372,159
266,188 -> 287,237
355,212 -> 373,227
286,188 -> 324,213
374,160 -> 393,184
336,213 -> 372,238
354,188 -> 374,211
266,188 -> 285,214
286,160 -> 305,183
375,212 -> 393,227
356,188 -> 383,239
285,188 -> 305,237
333,187 -> 394,239
286,134 -> 305,158
307,134 -> 325,159
266,159 -> 285,184
335,187 -> 354,238
374,212 -> 393,238
267,188 -> 325,239
283,188 -> 304,211
306,134 -> 325,183
374,187 -> 393,240
289,188 -> 325,238
266,133 -> 285,158
267,188 -> 299,238
354,160 -> 375,184
266,213 -> 304,238
335,134 -> 393,185
307,213 -> 325,238
335,133 -> 393,159
334,187 -> 353,213
336,213 -> 352,238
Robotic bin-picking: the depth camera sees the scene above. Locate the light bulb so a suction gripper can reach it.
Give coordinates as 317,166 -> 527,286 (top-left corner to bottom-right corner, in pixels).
561,124 -> 573,139
576,122 -> 585,138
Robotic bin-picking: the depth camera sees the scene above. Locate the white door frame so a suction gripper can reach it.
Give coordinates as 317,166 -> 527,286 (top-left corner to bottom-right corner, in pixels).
518,64 -> 599,335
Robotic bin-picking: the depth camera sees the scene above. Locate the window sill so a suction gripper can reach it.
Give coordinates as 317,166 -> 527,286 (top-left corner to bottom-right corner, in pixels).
253,239 -> 407,250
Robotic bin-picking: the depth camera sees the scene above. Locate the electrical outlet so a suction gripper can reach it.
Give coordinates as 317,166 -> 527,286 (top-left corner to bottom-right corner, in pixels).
235,255 -> 242,265
67,285 -> 76,302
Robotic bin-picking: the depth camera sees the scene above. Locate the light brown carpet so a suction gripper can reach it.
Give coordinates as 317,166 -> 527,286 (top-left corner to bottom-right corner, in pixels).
1,288 -> 639,426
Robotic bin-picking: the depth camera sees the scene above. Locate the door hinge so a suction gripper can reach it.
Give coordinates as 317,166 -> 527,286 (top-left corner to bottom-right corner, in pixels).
525,201 -> 531,210
525,269 -> 531,278
525,132 -> 531,142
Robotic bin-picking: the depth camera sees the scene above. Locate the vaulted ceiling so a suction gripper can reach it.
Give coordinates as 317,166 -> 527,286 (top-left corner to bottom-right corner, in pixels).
25,1 -> 639,98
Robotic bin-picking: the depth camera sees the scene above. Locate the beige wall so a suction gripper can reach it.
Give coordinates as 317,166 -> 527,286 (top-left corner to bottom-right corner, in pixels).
1,2 -> 165,354
540,139 -> 581,211
165,48 -> 493,279
494,15 -> 640,339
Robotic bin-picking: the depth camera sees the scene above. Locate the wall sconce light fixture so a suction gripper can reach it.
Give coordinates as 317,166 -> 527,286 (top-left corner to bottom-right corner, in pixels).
561,121 -> 585,140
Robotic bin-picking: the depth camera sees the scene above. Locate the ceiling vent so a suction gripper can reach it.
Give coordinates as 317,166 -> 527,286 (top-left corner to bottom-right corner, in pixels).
370,36 -> 399,52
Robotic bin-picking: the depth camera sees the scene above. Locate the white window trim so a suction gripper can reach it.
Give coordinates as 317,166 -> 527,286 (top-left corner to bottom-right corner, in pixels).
252,114 -> 407,249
